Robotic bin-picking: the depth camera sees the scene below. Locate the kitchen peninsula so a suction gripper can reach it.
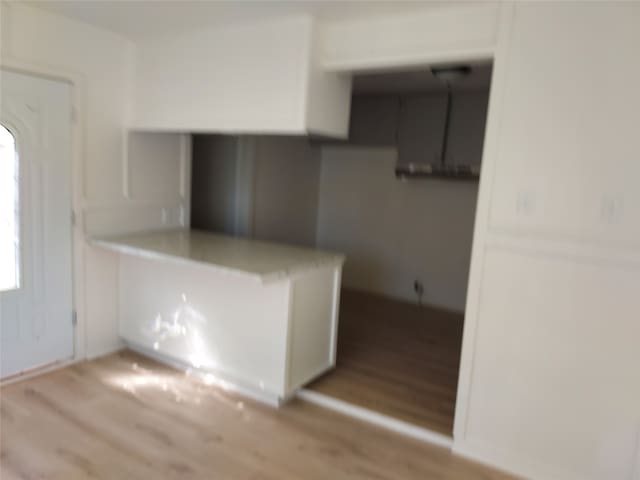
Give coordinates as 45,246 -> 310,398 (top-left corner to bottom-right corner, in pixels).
93,229 -> 345,404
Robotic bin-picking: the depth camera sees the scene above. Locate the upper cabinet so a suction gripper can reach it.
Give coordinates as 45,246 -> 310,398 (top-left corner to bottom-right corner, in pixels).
489,2 -> 640,248
339,90 -> 489,170
130,4 -> 502,138
446,92 -> 489,168
320,4 -> 500,72
397,94 -> 448,167
397,91 -> 489,168
132,16 -> 351,138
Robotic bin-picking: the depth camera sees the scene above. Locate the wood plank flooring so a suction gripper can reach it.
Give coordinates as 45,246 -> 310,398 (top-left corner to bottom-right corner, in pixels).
0,350 -> 515,480
308,289 -> 464,435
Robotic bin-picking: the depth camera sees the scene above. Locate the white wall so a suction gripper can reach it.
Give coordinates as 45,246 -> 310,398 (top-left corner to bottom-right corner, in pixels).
86,131 -> 190,237
454,3 -> 640,480
133,16 -> 307,133
322,3 -> 640,479
132,16 -> 350,137
303,18 -> 352,137
320,3 -> 499,71
1,2 -> 135,358
6,2 -> 640,478
1,3 -> 189,358
316,147 -> 477,311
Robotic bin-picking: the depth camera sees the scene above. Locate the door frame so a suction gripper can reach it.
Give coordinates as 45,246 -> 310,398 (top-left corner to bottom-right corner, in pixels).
303,3 -> 514,449
1,59 -> 87,368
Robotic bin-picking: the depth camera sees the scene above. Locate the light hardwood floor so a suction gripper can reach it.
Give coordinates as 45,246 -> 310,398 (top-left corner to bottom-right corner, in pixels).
309,289 -> 464,435
0,350 -> 515,479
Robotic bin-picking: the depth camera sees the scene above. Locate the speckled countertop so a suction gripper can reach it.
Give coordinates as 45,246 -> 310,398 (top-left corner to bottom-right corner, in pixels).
91,229 -> 345,283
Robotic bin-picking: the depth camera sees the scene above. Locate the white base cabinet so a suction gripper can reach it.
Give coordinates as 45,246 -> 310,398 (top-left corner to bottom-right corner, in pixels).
96,230 -> 344,404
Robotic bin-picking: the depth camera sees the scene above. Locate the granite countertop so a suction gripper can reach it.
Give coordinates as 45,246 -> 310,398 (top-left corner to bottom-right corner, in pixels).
91,229 -> 345,283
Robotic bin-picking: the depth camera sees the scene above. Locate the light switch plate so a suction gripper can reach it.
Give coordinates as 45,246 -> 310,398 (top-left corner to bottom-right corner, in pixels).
600,194 -> 623,224
516,190 -> 536,217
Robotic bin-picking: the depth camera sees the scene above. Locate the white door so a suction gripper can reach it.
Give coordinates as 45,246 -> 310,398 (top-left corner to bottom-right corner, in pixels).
0,69 -> 74,378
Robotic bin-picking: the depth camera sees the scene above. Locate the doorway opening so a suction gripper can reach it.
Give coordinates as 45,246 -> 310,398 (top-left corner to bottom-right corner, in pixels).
304,61 -> 493,436
187,60 -> 493,438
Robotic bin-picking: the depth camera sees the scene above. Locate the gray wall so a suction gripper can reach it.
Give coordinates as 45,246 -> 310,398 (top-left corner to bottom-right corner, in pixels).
190,135 -> 321,246
189,122 -> 482,312
316,147 -> 479,312
190,135 -> 239,234
252,136 -> 321,246
313,91 -> 487,311
445,91 -> 489,167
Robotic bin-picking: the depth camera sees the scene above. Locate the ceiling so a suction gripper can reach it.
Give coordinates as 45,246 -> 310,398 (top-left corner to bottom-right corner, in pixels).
27,0 -> 460,40
352,63 -> 493,94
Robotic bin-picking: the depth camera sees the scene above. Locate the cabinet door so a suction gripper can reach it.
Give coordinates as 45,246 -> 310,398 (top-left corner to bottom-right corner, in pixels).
397,94 -> 447,166
447,91 -> 490,168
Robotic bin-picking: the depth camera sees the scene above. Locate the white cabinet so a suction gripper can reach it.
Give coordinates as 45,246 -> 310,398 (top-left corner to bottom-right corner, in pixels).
320,4 -> 499,71
489,2 -> 640,247
95,230 -> 345,404
132,16 -> 351,137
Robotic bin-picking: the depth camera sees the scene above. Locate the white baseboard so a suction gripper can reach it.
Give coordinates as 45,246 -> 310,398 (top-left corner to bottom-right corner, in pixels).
296,388 -> 453,449
0,357 -> 78,386
124,341 -> 282,407
453,439 -> 578,480
85,343 -> 125,361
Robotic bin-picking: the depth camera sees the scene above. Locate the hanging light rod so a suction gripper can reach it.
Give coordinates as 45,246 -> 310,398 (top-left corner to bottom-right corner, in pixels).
395,64 -> 480,181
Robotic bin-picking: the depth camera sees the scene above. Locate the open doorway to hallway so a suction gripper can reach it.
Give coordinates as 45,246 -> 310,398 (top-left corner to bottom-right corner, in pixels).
304,62 -> 493,438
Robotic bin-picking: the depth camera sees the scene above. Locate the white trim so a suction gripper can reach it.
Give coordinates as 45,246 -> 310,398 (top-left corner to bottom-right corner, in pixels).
178,133 -> 190,200
283,279 -> 295,393
85,342 -> 124,361
452,1 -> 515,443
121,129 -> 130,199
0,55 -> 87,363
296,389 -> 453,449
0,357 -> 78,386
125,342 -> 282,408
177,133 -> 192,227
286,364 -> 334,397
452,439 -> 577,480
84,200 -> 186,211
323,48 -> 494,73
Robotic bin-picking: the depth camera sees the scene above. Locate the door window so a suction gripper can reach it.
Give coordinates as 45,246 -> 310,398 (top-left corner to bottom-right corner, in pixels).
0,124 -> 19,291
